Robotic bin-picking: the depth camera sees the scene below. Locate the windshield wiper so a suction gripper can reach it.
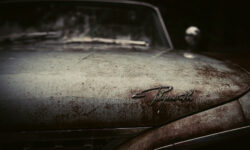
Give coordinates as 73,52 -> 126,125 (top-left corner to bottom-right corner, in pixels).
0,31 -> 60,42
64,37 -> 149,47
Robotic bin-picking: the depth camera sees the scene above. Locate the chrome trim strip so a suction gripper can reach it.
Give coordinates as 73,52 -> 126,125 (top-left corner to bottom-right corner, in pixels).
154,6 -> 174,51
155,125 -> 250,150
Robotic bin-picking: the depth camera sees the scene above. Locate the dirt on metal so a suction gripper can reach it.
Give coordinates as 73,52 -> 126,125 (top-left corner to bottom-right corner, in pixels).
0,50 -> 249,131
118,101 -> 247,150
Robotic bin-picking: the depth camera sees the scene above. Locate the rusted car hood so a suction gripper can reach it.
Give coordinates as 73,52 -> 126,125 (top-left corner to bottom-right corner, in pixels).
0,50 -> 249,131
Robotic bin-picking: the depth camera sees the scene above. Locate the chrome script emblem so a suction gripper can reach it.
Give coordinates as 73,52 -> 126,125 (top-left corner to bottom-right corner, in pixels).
132,86 -> 194,113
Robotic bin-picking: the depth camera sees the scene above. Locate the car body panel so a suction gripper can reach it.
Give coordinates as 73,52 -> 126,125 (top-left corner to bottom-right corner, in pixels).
0,50 -> 249,131
117,100 -> 247,150
239,91 -> 250,124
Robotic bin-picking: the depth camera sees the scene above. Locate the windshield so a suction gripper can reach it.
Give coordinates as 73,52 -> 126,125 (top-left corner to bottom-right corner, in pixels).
0,2 -> 170,50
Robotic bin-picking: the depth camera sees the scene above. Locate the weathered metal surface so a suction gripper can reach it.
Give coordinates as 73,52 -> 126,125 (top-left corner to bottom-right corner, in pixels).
239,91 -> 250,124
0,50 -> 249,130
117,101 -> 247,150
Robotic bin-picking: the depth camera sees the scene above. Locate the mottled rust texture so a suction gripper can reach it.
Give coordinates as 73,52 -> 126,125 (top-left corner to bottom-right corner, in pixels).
118,101 -> 246,150
0,51 -> 249,131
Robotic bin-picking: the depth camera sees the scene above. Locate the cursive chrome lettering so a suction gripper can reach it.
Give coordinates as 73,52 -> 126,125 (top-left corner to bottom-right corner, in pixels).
132,86 -> 194,113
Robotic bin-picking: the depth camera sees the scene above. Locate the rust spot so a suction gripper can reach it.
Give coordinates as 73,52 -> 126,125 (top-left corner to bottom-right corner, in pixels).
196,64 -> 230,78
195,63 -> 250,101
195,63 -> 250,88
130,87 -> 202,125
118,101 -> 246,150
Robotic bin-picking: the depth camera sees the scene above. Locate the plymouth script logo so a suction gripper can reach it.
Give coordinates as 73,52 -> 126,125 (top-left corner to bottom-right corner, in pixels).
132,86 -> 194,113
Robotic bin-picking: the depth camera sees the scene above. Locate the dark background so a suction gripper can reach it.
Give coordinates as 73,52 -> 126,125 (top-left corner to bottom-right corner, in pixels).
140,0 -> 249,52
136,0 -> 250,70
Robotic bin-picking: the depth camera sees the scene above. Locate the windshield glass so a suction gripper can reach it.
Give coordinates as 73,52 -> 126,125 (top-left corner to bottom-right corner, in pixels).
0,2 -> 170,50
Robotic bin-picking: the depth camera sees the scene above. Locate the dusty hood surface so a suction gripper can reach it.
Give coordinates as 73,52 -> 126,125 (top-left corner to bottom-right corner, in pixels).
0,50 -> 249,131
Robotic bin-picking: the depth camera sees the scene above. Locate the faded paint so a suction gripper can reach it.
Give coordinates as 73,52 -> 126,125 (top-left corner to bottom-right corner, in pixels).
0,50 -> 249,130
118,101 -> 247,150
